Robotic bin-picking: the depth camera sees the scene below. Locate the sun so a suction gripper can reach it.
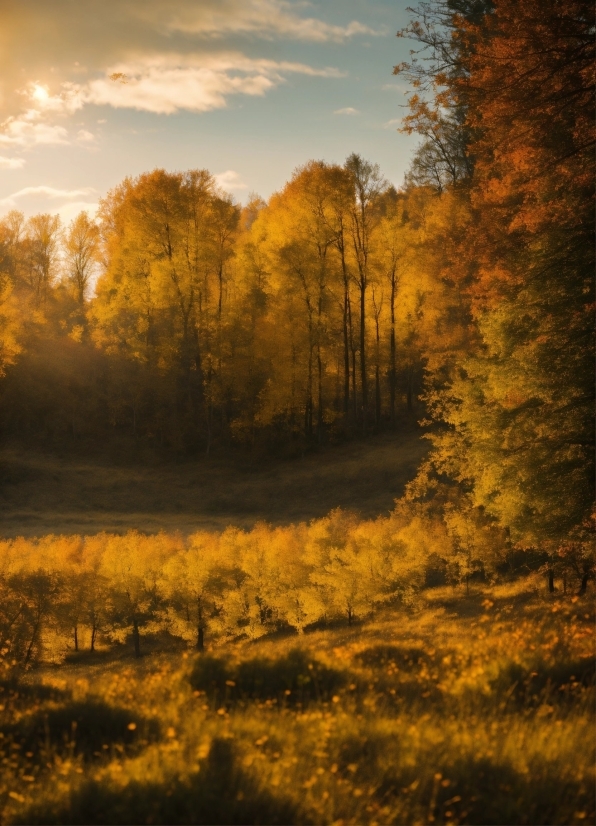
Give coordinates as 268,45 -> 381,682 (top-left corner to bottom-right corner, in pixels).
31,83 -> 50,102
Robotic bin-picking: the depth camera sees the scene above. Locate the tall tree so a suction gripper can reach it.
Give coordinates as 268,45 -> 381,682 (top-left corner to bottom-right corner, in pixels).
63,211 -> 100,306
344,154 -> 387,431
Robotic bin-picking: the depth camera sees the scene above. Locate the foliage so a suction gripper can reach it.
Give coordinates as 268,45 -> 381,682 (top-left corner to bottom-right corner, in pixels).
0,578 -> 592,825
399,0 -> 594,548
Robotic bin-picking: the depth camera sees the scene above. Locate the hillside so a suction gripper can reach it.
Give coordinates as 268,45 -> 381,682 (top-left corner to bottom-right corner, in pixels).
1,577 -> 593,825
0,427 -> 428,537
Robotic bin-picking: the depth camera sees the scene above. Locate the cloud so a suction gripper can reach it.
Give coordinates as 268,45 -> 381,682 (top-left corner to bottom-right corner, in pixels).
0,1 -> 368,119
55,200 -> 100,223
0,1 -> 358,150
0,110 -> 70,147
76,129 -> 95,142
160,1 -> 382,42
83,55 -> 343,114
384,118 -> 401,129
0,185 -> 98,212
84,63 -> 274,115
215,170 -> 248,192
3,55 -> 344,128
334,107 -> 359,115
0,155 -> 25,169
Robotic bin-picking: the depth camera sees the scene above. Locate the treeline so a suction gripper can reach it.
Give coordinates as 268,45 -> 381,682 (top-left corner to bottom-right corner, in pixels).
0,0 -> 593,569
1,504 -> 592,667
0,157 -> 465,455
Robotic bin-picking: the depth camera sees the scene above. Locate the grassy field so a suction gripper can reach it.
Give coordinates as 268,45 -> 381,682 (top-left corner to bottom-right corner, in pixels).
0,428 -> 427,537
0,576 -> 593,825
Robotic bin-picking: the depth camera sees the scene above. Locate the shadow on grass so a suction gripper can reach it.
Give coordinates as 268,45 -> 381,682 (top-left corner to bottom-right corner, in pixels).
190,648 -> 346,707
19,737 -> 304,825
491,655 -> 595,705
377,754 -> 594,825
0,678 -> 66,705
1,699 -> 159,758
355,643 -> 432,670
427,589 -> 537,620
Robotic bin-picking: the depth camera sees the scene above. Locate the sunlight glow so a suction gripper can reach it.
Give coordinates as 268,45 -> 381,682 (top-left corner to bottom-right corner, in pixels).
31,83 -> 50,102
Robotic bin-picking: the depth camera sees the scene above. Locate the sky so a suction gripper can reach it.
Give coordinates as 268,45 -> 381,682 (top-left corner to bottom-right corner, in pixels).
0,0 -> 420,223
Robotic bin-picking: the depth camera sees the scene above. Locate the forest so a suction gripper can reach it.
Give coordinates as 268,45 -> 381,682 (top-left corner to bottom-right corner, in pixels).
0,0 -> 593,823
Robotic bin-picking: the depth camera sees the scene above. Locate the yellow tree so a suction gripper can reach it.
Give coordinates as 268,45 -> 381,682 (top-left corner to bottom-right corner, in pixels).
258,162 -> 344,442
92,169 -> 241,448
344,154 -> 388,431
23,213 -> 62,305
160,531 -> 229,650
63,211 -> 100,307
100,532 -> 177,657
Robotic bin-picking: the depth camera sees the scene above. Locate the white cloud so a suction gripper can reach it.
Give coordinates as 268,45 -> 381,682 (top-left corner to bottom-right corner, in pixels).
0,54 -> 345,145
0,155 -> 25,169
81,55 -> 343,115
384,118 -> 401,129
55,200 -> 99,223
0,110 -> 70,147
0,0 -> 368,125
215,170 -> 248,192
0,185 -> 97,212
334,107 -> 359,115
84,65 -> 274,115
162,1 -> 382,42
20,81 -> 84,115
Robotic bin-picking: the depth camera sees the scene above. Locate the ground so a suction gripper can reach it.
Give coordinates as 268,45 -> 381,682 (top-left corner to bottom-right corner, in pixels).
0,579 -> 593,825
0,428 -> 427,537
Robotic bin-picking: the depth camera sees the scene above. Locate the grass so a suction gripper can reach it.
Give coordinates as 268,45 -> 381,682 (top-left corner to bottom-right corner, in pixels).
0,427 -> 427,537
0,576 -> 593,825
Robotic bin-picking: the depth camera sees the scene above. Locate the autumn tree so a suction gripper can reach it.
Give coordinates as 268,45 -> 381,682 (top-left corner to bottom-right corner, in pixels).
63,211 -> 100,307
401,0 -> 595,549
344,154 -> 388,431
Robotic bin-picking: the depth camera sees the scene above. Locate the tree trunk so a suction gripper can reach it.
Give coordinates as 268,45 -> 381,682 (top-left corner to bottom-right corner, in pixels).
24,614 -> 42,667
132,618 -> 141,658
343,286 -> 350,417
90,623 -> 97,653
389,270 -> 397,426
548,569 -> 555,593
197,597 -> 205,651
74,625 -> 78,652
359,281 -> 367,433
578,572 -> 590,596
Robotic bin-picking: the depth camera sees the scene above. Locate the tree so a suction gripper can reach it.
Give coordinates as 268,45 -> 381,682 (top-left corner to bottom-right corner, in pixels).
344,154 -> 388,431
64,211 -> 100,306
101,532 -> 175,657
23,213 -> 62,304
160,532 -> 226,651
403,0 -> 595,546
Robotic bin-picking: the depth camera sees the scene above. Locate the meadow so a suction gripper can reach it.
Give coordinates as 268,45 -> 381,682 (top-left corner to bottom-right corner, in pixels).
0,575 -> 593,825
0,428 -> 427,537
0,429 -> 593,825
